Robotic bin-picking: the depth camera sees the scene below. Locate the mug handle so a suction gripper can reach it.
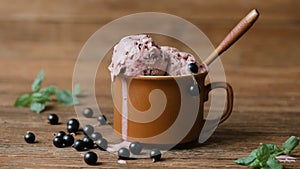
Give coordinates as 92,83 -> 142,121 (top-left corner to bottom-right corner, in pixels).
204,82 -> 234,124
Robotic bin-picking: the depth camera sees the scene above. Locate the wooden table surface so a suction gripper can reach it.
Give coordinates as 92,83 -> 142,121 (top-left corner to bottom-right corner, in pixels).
1,0 -> 299,168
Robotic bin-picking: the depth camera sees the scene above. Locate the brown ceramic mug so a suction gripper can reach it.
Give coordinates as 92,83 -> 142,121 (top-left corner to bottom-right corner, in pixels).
112,71 -> 233,145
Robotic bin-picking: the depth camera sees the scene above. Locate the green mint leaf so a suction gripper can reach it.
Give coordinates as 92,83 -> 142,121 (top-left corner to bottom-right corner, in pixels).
256,144 -> 270,166
31,70 -> 45,92
235,149 -> 257,166
266,156 -> 282,169
265,144 -> 282,154
13,94 -> 32,107
40,85 -> 57,96
282,136 -> 300,154
73,84 -> 80,96
30,101 -> 46,113
32,92 -> 51,103
56,90 -> 78,106
248,159 -> 261,168
235,157 -> 256,166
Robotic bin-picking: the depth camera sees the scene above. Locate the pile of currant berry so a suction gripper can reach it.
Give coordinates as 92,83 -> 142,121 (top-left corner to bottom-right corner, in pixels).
24,107 -> 162,166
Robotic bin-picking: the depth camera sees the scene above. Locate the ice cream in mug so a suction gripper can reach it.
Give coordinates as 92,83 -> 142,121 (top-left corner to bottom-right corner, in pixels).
108,9 -> 260,145
108,34 -> 233,145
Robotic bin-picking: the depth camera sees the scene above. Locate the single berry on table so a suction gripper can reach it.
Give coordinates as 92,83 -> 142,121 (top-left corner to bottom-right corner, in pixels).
84,151 -> 98,165
67,124 -> 78,133
63,134 -> 74,147
188,63 -> 199,74
150,148 -> 162,162
90,132 -> 102,141
83,135 -> 94,149
72,139 -> 85,151
48,114 -> 59,124
129,142 -> 142,155
67,119 -> 79,130
24,132 -> 35,143
95,138 -> 108,151
97,115 -> 107,125
54,131 -> 66,138
83,125 -> 94,136
53,136 -> 64,148
118,147 -> 130,160
82,107 -> 93,118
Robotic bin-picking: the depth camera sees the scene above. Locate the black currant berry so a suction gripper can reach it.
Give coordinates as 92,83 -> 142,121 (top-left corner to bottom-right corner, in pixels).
53,136 -> 64,148
150,148 -> 162,162
188,63 -> 199,73
129,142 -> 142,155
67,119 -> 80,130
83,125 -> 94,136
48,114 -> 59,125
24,132 -> 35,143
97,115 -> 107,125
82,108 -> 93,118
83,136 -> 94,149
90,132 -> 102,141
72,139 -> 85,151
54,131 -> 66,138
84,151 -> 98,165
118,147 -> 130,160
67,124 -> 78,133
95,138 -> 108,151
63,134 -> 74,147
188,84 -> 200,96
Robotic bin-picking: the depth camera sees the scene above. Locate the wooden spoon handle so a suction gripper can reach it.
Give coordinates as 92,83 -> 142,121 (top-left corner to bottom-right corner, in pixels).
204,9 -> 259,66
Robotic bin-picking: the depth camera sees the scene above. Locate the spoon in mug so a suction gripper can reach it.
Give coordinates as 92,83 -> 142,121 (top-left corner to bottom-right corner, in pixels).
203,9 -> 260,66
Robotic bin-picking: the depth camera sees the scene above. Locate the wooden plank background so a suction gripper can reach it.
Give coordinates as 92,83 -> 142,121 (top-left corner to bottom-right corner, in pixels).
0,0 -> 299,168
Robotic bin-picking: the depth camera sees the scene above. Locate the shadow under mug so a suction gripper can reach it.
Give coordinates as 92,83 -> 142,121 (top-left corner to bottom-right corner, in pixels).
112,71 -> 233,145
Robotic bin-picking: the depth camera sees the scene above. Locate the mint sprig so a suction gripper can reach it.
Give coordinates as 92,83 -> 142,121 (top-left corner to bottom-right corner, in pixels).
14,70 -> 80,113
235,136 -> 300,169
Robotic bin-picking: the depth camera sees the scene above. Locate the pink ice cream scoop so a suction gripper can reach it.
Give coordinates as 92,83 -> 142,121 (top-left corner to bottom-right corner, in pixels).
160,46 -> 203,76
108,34 -> 204,81
108,34 -> 169,80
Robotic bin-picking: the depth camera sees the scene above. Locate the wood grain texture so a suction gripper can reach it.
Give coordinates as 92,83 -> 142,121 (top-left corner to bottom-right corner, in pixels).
0,0 -> 300,168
